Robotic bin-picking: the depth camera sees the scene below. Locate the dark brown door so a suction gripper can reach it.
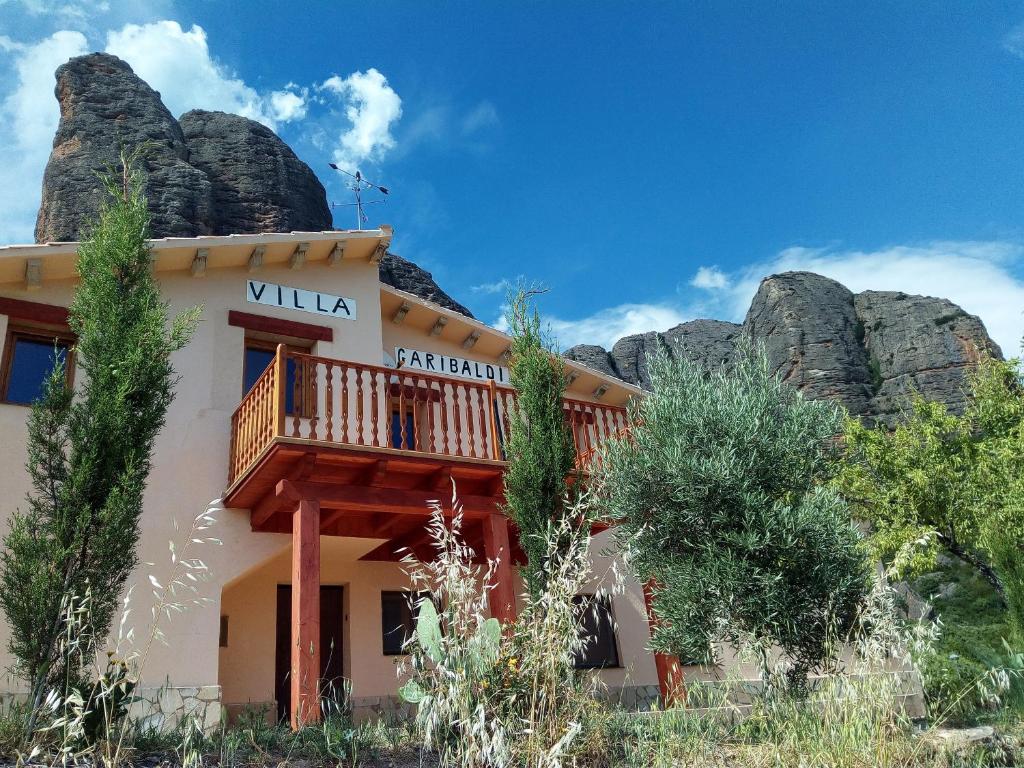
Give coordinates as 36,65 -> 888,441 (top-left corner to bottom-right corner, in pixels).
275,585 -> 345,723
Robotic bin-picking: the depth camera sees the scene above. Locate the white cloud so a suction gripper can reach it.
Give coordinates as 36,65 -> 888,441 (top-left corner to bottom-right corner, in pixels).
1004,21 -> 1024,58
0,29 -> 88,243
471,278 -> 513,295
102,22 -> 344,132
461,100 -> 499,135
320,68 -> 402,171
104,21 -> 306,129
539,303 -> 690,351
690,265 -> 730,290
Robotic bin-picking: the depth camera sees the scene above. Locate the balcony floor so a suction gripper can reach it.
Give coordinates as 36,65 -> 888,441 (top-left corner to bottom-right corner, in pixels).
224,437 -> 516,563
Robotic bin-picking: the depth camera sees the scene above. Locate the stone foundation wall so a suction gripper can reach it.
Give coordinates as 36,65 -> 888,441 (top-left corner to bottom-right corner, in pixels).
129,685 -> 222,733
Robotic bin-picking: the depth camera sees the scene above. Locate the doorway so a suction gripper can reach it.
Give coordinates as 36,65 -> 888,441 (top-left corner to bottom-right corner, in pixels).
274,585 -> 345,723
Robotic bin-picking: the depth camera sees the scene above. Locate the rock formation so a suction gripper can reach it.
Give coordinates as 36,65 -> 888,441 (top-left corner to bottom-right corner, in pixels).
379,252 -> 474,317
178,110 -> 331,235
33,52 -> 472,317
566,272 -> 1001,422
35,53 -> 214,242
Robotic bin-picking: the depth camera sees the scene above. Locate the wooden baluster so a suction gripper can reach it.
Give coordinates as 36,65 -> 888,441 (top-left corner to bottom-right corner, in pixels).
487,380 -> 501,460
426,383 -> 437,453
324,362 -> 334,442
452,384 -> 464,457
356,366 -> 365,446
371,369 -> 381,447
412,379 -> 422,451
473,386 -> 486,459
398,373 -> 407,450
581,405 -> 595,458
291,356 -> 302,438
462,385 -> 476,458
340,364 -> 349,443
274,345 -> 286,438
439,382 -> 451,455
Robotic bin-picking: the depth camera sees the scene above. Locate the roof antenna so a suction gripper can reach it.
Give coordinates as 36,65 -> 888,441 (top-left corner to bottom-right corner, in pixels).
328,163 -> 389,230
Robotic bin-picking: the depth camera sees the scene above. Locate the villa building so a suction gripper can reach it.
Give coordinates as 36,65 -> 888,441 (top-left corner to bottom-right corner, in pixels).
0,227 -> 672,727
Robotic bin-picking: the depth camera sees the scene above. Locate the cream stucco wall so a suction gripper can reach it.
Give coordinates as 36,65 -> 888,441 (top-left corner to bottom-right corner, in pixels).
0,245 -> 660,705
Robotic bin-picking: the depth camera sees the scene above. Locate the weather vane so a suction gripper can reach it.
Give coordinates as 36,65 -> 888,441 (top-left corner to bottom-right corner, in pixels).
328,163 -> 389,230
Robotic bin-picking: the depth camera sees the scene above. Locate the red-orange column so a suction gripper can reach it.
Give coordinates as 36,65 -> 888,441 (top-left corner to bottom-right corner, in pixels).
643,580 -> 686,706
482,513 -> 517,623
291,499 -> 321,729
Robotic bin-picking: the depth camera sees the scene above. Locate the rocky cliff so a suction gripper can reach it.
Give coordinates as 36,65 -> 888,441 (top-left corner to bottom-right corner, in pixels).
566,272 -> 1001,422
34,52 -> 471,316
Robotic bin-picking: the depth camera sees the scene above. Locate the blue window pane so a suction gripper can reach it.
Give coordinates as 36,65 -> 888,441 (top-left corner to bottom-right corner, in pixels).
243,347 -> 274,393
244,346 -> 302,414
4,336 -> 68,405
390,410 -> 416,450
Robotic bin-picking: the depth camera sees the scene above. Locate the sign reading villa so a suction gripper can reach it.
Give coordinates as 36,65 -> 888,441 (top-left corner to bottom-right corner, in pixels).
246,280 -> 357,320
396,347 -> 509,384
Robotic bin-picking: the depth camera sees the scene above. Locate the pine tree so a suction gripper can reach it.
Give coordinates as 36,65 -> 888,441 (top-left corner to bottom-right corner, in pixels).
502,288 -> 579,600
0,153 -> 199,733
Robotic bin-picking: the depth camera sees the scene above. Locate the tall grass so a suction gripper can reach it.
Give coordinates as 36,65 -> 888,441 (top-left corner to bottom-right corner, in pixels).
398,487 -> 616,767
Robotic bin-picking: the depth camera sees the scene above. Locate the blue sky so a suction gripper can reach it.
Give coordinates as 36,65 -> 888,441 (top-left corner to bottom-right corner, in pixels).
2,1 -> 1023,353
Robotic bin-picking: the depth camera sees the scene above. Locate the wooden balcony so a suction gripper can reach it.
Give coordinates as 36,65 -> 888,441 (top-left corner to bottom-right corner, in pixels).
224,346 -> 628,529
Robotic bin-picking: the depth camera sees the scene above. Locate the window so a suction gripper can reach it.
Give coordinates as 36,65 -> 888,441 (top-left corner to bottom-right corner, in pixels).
573,595 -> 620,669
381,591 -> 432,655
1,327 -> 73,406
219,615 -> 229,648
390,408 -> 416,450
243,339 -> 314,416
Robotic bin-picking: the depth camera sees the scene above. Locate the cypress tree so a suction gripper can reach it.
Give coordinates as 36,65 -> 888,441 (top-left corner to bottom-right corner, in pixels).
0,152 -> 200,733
502,288 -> 579,600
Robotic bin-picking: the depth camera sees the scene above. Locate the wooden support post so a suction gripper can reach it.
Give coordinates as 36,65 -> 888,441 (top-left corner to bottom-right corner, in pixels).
274,344 -> 287,437
487,379 -> 502,460
643,580 -> 686,707
482,513 -> 517,623
291,499 -> 321,729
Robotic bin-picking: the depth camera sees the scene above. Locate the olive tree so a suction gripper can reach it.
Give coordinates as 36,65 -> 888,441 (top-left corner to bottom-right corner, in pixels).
598,344 -> 871,691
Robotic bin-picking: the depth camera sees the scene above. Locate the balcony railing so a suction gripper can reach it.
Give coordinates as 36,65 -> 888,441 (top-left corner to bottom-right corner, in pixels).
228,345 -> 630,487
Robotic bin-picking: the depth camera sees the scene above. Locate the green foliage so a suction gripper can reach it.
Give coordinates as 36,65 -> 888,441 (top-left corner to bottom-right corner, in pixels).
0,150 -> 200,734
598,343 -> 872,689
837,356 -> 1024,636
502,286 -> 578,599
399,494 -> 611,767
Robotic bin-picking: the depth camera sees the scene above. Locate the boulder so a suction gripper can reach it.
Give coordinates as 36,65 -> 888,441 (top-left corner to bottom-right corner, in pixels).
743,272 -> 874,416
179,110 -> 332,235
379,252 -> 473,318
35,53 -> 213,242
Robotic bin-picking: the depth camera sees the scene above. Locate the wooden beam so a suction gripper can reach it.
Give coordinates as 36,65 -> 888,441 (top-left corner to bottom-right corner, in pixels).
462,331 -> 480,350
429,316 -> 448,337
290,242 -> 309,270
247,245 -> 265,273
0,297 -> 69,328
482,513 -> 517,623
251,479 -> 302,529
190,248 -> 208,277
24,258 -> 42,290
421,466 -> 452,492
228,310 -> 333,342
357,458 -> 388,486
359,519 -> 432,561
391,301 -> 410,325
291,498 -> 321,728
328,242 -> 345,265
289,480 -> 501,516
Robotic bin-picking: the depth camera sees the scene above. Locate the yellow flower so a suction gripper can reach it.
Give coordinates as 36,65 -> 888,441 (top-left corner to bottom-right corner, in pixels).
508,657 -> 518,668
481,680 -> 489,689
